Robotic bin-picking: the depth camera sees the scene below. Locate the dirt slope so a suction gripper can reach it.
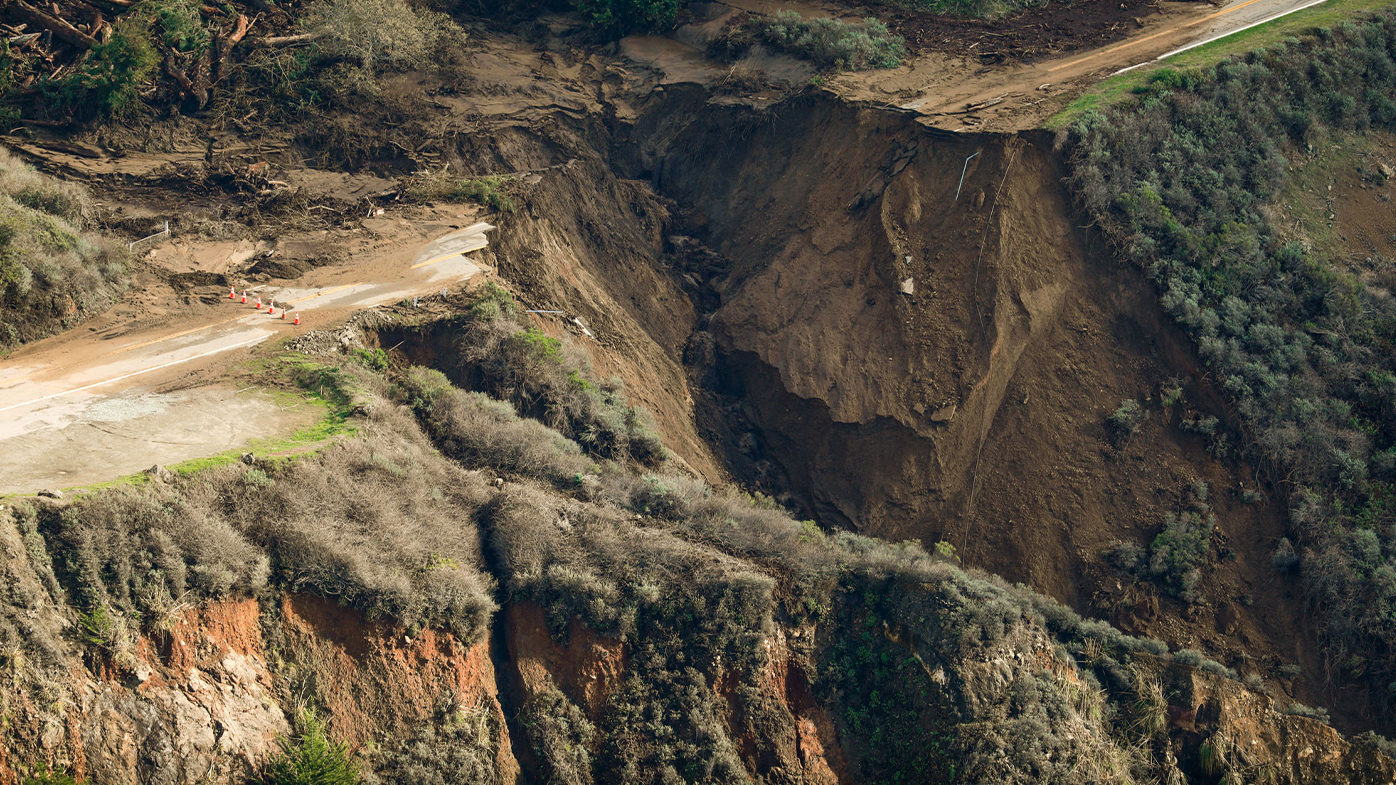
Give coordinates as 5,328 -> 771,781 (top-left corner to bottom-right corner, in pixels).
602,87 -> 1337,720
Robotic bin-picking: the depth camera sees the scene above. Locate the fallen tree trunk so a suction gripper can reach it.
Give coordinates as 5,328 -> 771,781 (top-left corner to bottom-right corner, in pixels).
163,47 -> 209,108
210,13 -> 250,87
10,0 -> 97,49
257,31 -> 323,47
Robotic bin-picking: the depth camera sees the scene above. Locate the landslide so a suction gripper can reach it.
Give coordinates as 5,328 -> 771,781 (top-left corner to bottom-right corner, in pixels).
612,87 -> 1323,722
2,4 -> 1390,779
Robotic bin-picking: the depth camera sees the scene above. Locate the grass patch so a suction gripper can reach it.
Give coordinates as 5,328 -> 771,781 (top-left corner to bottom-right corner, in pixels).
1049,0 -> 1396,128
401,170 -> 516,212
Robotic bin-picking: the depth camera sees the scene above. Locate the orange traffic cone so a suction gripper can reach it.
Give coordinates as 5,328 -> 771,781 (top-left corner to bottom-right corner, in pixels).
268,300 -> 276,316
241,290 -> 247,304
293,312 -> 300,325
229,287 -> 236,299
280,308 -> 287,320
255,297 -> 262,310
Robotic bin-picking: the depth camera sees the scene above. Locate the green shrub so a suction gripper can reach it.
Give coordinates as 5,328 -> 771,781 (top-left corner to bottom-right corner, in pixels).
403,171 -> 515,212
47,483 -> 271,615
263,711 -> 359,785
309,0 -> 454,74
1147,510 -> 1214,602
150,0 -> 210,53
441,289 -> 666,468
47,19 -> 159,117
1106,398 -> 1146,444
1285,702 -> 1332,723
1160,378 -> 1183,408
371,710 -> 503,785
75,604 -> 132,656
1271,537 -> 1300,571
520,686 -> 595,785
353,347 -> 391,372
754,12 -> 906,70
1066,11 -> 1396,694
1108,484 -> 1215,602
577,0 -> 682,37
396,367 -> 593,487
22,767 -> 80,785
0,147 -> 127,350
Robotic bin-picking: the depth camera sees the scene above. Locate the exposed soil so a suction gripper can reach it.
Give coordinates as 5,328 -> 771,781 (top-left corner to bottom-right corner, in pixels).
1274,131 -> 1396,277
3,7 -> 1389,749
880,0 -> 1184,62
607,86 -> 1372,730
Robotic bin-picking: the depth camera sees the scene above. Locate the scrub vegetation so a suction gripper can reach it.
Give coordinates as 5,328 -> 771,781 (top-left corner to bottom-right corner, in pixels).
1066,11 -> 1396,705
0,147 -> 126,351
1,285 -> 1268,784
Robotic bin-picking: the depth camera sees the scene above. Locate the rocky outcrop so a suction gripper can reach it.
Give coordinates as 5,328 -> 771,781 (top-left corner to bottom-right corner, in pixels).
0,598 -> 285,785
0,593 -> 517,785
1142,657 -> 1396,784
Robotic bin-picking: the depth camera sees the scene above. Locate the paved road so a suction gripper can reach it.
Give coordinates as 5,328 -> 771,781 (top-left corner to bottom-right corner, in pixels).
0,223 -> 492,495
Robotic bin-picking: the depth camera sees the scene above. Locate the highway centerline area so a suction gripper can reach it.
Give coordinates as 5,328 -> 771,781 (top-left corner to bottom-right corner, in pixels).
1047,0 -> 1270,73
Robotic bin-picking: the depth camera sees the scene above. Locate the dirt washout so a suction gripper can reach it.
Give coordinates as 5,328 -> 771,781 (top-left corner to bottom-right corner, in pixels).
531,86 -> 1354,729
359,64 -> 1351,729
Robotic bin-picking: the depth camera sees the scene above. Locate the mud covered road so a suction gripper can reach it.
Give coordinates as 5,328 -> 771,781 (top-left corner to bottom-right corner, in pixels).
889,0 -> 1328,129
0,224 -> 491,494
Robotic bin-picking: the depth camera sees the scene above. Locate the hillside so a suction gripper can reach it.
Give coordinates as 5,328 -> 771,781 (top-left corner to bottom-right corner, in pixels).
1,291 -> 1391,784
2,0 -> 1396,782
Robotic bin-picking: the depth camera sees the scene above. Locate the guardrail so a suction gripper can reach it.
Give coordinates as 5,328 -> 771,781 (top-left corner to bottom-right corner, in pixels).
129,221 -> 170,253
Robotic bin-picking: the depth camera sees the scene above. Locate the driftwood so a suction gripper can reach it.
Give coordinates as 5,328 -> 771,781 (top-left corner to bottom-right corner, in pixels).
163,48 -> 209,107
257,31 -> 322,47
10,0 -> 96,49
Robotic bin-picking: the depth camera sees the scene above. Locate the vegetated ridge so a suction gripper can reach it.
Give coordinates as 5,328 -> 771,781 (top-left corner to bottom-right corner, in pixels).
0,286 -> 1390,785
0,149 -> 126,350
1066,11 -> 1396,718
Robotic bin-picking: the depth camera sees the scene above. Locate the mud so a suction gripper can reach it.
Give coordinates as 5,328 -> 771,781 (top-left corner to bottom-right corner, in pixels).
883,0 -> 1187,62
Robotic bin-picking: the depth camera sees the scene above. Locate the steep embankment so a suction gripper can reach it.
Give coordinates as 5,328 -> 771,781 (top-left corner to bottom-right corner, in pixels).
5,16 -> 1392,779
368,74 -> 1339,730
604,88 -> 1311,707
3,333 -> 1391,784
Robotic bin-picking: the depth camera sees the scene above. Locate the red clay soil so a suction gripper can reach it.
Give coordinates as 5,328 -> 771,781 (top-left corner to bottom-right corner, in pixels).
503,601 -> 629,720
279,593 -> 518,782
